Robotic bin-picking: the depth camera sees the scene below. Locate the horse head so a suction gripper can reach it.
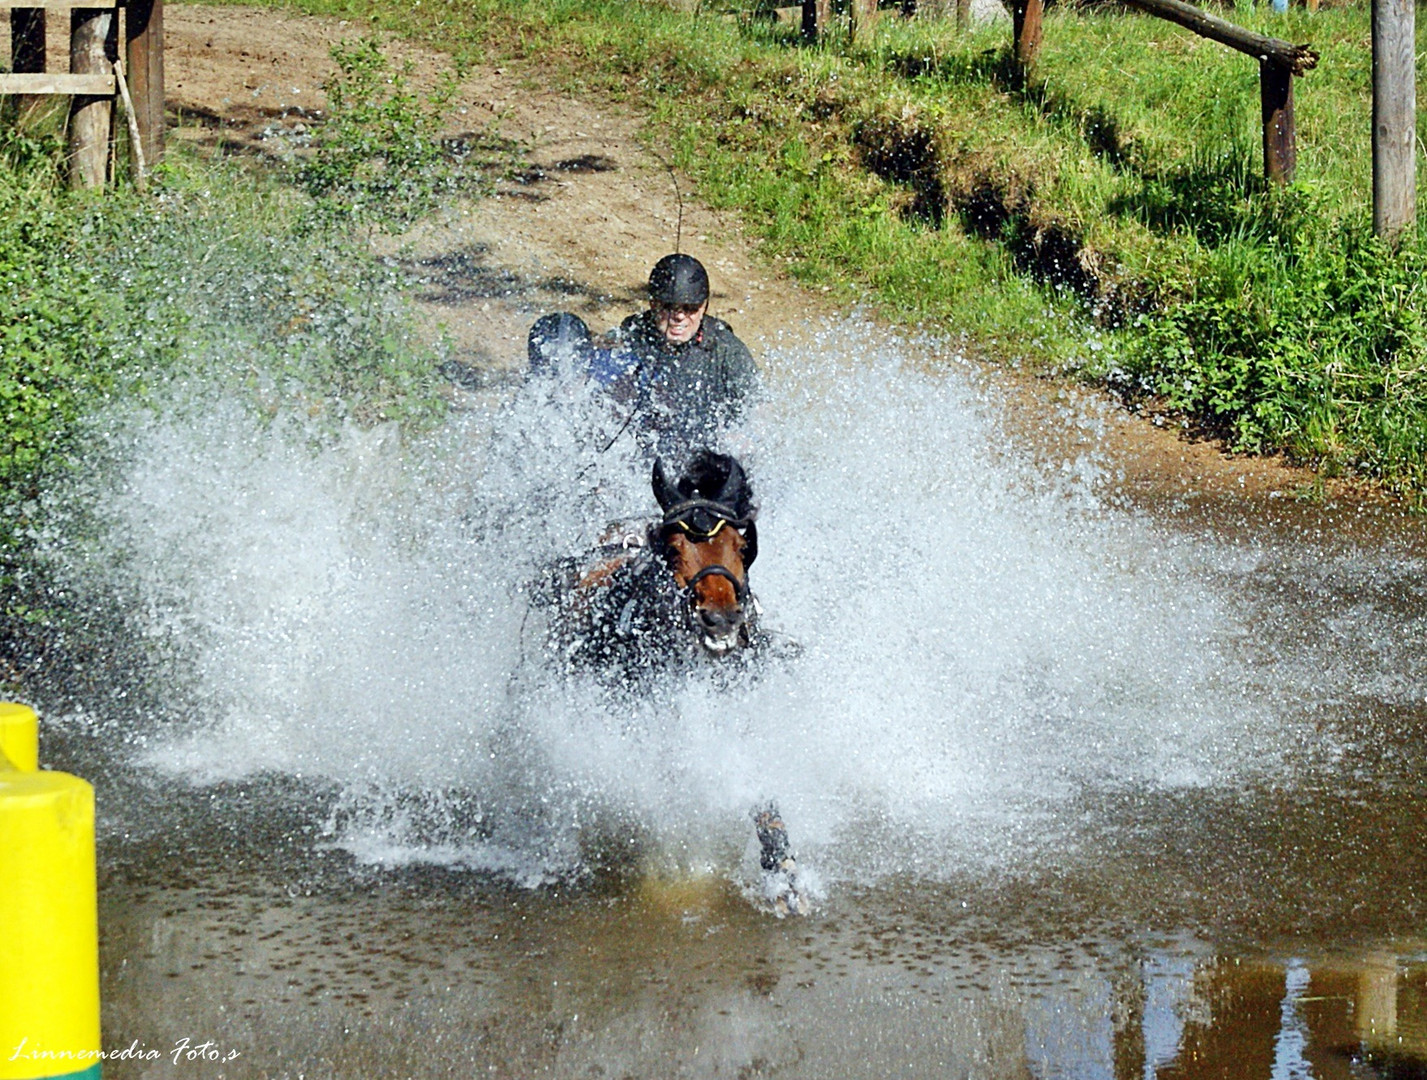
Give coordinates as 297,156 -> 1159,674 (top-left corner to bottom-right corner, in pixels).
651,452 -> 759,656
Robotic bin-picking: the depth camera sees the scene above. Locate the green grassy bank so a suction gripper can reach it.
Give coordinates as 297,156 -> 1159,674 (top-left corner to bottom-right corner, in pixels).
0,72 -> 467,676
3,0 -> 1426,512
210,0 -> 1427,495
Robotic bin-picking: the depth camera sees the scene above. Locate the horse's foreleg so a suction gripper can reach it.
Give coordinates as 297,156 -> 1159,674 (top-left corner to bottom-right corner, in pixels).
752,803 -> 805,916
753,804 -> 794,873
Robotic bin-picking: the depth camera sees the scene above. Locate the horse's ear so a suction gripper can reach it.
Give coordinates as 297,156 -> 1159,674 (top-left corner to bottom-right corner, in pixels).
715,456 -> 746,511
652,458 -> 680,511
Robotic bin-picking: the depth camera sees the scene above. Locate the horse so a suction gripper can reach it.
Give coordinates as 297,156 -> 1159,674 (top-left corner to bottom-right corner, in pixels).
539,451 -> 761,679
532,450 -> 805,913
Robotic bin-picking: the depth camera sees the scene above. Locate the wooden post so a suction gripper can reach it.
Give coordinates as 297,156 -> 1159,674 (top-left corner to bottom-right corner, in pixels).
124,0 -> 164,169
850,0 -> 877,44
801,0 -> 831,42
9,8 -> 45,121
955,0 -> 971,29
1260,61 -> 1296,184
1012,0 -> 1043,85
68,6 -> 115,189
1372,0 -> 1415,241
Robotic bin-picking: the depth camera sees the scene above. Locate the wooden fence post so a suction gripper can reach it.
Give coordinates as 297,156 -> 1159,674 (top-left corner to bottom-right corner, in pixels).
800,0 -> 831,42
125,0 -> 164,169
956,0 -> 971,29
68,6 -> 116,189
801,0 -> 831,42
1372,0 -> 1415,241
850,0 -> 877,44
1260,60 -> 1296,184
1012,0 -> 1044,85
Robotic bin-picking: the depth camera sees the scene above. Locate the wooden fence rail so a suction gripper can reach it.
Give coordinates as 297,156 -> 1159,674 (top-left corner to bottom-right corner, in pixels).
1012,0 -> 1318,184
2,0 -> 163,188
1120,0 -> 1317,74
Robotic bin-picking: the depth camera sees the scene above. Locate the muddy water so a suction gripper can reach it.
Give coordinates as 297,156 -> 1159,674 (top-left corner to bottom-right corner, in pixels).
30,320 -> 1427,1079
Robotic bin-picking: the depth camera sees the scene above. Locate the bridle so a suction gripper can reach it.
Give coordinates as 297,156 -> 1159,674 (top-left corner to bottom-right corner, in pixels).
654,497 -> 758,606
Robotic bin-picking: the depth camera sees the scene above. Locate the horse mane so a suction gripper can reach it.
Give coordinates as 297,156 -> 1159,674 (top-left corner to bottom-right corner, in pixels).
669,451 -> 756,520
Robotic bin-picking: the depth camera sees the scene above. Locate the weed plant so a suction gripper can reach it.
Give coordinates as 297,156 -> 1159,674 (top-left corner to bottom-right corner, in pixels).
299,36 -> 468,227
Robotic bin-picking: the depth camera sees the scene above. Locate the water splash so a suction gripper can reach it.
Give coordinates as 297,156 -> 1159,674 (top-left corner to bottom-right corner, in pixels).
39,318 -> 1294,888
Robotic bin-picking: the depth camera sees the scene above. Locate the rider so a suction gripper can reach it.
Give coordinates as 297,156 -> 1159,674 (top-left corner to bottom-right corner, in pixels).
526,312 -> 596,377
608,253 -> 761,459
526,310 -> 632,390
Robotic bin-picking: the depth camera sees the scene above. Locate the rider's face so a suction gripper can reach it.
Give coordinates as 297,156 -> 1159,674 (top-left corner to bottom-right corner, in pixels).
652,299 -> 707,345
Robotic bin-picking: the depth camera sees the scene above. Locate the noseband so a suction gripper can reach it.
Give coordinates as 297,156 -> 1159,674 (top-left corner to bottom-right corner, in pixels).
684,563 -> 751,605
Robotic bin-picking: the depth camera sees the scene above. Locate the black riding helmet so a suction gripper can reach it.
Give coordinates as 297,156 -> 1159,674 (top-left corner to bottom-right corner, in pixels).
648,254 -> 709,307
527,312 -> 593,375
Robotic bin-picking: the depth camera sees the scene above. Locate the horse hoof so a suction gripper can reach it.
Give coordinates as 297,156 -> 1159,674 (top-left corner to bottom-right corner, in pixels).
754,808 -> 792,872
762,872 -> 805,918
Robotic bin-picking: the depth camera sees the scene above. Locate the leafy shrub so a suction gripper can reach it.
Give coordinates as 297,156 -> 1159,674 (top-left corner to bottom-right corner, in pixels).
298,36 -> 462,228
0,159 -> 448,530
1117,222 -> 1427,488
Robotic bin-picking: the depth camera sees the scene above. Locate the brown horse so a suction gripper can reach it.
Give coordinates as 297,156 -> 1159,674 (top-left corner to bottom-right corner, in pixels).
650,452 -> 759,656
541,452 -> 760,677
535,453 -> 805,912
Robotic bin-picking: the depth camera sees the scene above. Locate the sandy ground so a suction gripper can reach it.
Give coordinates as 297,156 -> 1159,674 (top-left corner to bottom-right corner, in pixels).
154,3 -> 1403,527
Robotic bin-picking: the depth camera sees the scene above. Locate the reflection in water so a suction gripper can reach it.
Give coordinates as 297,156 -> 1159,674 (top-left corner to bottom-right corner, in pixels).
1143,949 -> 1199,1077
1271,960 -> 1312,1080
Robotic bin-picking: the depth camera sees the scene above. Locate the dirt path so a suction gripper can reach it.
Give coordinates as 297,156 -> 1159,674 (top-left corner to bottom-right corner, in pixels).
161,4 -> 1403,529
165,4 -> 806,360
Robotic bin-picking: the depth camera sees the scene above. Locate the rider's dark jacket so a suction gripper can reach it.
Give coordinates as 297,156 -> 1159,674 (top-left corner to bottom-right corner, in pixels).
609,310 -> 760,459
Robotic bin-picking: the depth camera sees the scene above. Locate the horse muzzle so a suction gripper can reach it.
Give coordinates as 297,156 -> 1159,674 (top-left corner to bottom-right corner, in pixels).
694,604 -> 747,654
683,564 -> 750,656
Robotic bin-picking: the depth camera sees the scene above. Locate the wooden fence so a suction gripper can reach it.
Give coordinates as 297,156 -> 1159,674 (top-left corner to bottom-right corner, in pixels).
1014,0 -> 1318,184
1,0 -> 164,188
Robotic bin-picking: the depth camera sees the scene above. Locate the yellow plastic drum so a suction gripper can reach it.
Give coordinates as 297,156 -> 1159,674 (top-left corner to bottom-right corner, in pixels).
0,704 -> 102,1080
0,702 -> 39,773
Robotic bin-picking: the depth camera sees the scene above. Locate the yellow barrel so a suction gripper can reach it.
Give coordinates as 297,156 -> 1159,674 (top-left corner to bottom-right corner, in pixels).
0,701 -> 39,772
0,704 -> 102,1080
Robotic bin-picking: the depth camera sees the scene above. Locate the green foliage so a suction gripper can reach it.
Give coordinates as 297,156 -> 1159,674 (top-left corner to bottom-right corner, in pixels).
0,100 -> 67,189
298,35 -> 463,227
0,154 -> 447,560
1118,223 -> 1427,492
0,32 -> 476,546
0,194 -> 154,505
